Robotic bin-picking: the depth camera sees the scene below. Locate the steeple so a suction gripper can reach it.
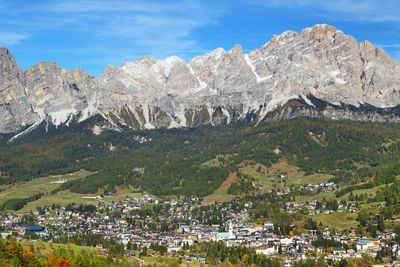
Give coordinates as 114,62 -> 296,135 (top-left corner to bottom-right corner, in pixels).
229,220 -> 233,238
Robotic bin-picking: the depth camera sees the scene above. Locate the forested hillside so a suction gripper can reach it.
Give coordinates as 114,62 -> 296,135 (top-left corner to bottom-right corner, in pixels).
1,116 -> 400,198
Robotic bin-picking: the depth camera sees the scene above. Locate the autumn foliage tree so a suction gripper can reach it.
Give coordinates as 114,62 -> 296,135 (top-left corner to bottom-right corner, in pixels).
0,238 -> 41,266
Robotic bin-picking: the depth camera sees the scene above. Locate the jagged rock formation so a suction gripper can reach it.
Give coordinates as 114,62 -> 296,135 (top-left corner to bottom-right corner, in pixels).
0,24 -> 400,138
0,48 -> 38,133
23,62 -> 98,126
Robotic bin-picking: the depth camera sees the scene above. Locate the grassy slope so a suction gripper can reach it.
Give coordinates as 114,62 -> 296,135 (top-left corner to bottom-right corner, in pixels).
142,256 -> 206,266
208,158 -> 388,230
202,189 -> 236,205
0,170 -> 93,204
0,170 -> 98,213
309,212 -> 359,231
16,188 -> 145,214
239,160 -> 333,192
0,169 -> 148,213
18,190 -> 99,214
202,172 -> 238,205
21,240 -> 98,255
202,158 -> 333,204
296,179 -> 400,231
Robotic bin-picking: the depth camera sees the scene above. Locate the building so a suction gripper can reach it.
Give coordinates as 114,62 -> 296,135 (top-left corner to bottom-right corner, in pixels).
356,239 -> 380,252
217,221 -> 235,241
256,245 -> 278,255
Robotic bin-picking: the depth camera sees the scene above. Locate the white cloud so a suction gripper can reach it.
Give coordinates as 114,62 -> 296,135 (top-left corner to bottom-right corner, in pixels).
0,32 -> 28,46
378,44 -> 400,48
103,14 -> 210,58
252,0 -> 400,23
48,0 -> 178,13
14,0 -> 225,59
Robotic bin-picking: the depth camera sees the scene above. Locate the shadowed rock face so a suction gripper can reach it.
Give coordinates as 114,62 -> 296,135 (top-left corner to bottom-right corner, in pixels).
1,24 -> 400,137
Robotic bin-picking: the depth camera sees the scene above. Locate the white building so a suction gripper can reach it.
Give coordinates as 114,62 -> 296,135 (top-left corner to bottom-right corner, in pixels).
256,245 -> 278,255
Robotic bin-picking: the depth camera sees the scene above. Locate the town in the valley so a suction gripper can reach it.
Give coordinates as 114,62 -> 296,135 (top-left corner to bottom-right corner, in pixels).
1,179 -> 400,266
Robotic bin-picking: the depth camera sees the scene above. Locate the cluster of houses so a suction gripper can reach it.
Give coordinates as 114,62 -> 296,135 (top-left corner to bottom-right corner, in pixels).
299,182 -> 337,193
285,199 -> 357,214
0,192 -> 399,265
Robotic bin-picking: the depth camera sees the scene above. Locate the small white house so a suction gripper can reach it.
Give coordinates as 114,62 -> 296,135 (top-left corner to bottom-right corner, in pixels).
256,245 -> 278,255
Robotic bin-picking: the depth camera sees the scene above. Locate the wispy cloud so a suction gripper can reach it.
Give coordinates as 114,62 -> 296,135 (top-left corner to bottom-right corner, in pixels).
1,0 -> 224,60
0,32 -> 28,46
2,0 -> 399,76
104,14 -> 209,57
48,0 -> 179,13
252,0 -> 400,23
378,44 -> 400,48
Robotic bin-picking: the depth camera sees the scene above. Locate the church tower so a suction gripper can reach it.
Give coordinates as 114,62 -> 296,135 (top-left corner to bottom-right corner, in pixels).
229,220 -> 233,239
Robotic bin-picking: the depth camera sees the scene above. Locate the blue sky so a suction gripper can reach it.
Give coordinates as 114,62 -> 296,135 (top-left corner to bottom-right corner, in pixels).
1,0 -> 400,77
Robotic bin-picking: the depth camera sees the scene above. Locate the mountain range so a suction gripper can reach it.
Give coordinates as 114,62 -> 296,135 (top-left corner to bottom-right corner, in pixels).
1,24 -> 400,140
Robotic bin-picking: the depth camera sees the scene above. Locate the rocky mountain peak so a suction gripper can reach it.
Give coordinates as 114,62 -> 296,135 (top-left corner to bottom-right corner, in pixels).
0,48 -> 38,134
228,44 -> 244,60
301,24 -> 339,38
359,40 -> 375,52
1,24 -> 400,138
0,47 -> 22,78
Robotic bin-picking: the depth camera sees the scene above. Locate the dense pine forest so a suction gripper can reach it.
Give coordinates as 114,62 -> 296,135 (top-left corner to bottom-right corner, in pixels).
1,116 -> 400,199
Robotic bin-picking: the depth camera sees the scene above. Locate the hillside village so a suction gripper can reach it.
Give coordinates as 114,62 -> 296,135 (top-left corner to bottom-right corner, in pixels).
1,186 -> 400,266
2,4 -> 400,266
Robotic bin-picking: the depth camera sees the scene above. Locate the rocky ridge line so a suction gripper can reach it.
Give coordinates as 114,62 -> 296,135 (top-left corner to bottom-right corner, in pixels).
0,24 -> 399,138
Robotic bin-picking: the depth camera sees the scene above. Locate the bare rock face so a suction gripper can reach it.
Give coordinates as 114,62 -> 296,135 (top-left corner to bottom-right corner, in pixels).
96,24 -> 400,130
1,24 -> 400,137
0,48 -> 38,133
247,24 -> 400,112
23,62 -> 98,126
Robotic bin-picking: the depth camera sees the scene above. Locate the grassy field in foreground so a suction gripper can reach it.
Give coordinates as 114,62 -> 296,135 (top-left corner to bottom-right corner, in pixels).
142,256 -> 206,266
20,240 -> 98,255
